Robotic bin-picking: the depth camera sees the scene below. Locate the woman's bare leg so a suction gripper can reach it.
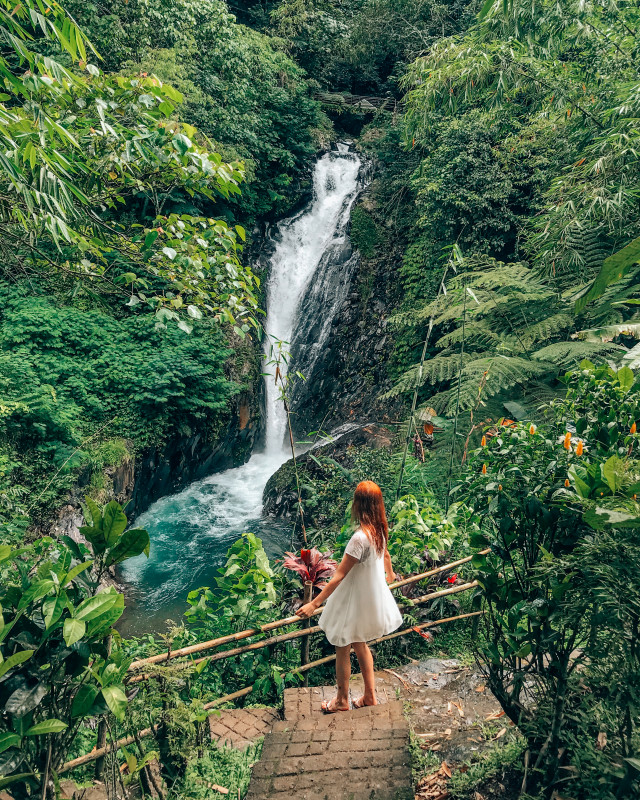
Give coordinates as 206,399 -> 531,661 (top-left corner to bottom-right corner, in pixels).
352,641 -> 377,706
324,645 -> 351,711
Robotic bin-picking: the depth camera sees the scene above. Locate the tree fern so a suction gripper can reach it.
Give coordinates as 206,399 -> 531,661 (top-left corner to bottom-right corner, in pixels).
532,341 -> 622,367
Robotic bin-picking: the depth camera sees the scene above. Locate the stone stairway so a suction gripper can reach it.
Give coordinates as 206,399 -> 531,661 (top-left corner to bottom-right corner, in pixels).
245,686 -> 413,800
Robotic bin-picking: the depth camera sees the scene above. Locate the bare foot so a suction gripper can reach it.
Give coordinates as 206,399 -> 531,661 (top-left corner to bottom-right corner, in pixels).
321,697 -> 350,714
352,695 -> 378,708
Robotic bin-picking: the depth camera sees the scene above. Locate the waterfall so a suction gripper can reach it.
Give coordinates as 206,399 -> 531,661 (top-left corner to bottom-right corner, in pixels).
119,146 -> 363,633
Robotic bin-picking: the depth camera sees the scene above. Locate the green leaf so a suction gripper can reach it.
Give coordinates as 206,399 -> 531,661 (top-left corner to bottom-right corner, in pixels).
43,593 -> 67,629
105,528 -> 150,566
0,733 -> 21,755
74,592 -> 119,622
71,685 -> 100,718
583,507 -> 640,530
144,230 -> 159,249
478,0 -> 496,19
172,133 -> 192,155
576,236 -> 640,312
0,546 -> 12,564
5,683 -> 47,717
62,560 -> 93,587
617,366 -> 635,392
25,719 -> 68,736
602,455 -> 621,493
63,618 -> 86,647
84,497 -> 102,528
17,579 -> 54,610
102,501 -> 127,546
101,686 -> 128,721
162,246 -> 177,261
0,651 -> 33,679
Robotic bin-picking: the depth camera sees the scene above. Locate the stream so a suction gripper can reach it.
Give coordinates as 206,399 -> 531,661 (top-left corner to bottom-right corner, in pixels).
119,145 -> 363,635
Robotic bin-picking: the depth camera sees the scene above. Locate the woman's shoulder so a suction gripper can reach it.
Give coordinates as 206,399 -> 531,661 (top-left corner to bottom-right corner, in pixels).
350,528 -> 370,545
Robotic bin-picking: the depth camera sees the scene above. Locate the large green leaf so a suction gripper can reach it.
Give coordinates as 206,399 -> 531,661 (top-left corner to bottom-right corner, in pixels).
4,684 -> 47,718
0,650 -> 33,679
101,686 -> 128,721
63,618 -> 86,647
42,592 -> 67,629
62,560 -> 93,587
25,719 -> 68,736
0,733 -> 21,755
17,579 -> 54,610
101,501 -> 128,547
0,546 -> 12,564
105,528 -> 150,566
576,236 -> 640,313
74,591 -> 120,622
71,685 -> 100,718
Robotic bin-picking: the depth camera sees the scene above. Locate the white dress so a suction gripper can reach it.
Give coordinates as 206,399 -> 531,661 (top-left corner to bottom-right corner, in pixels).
318,529 -> 403,647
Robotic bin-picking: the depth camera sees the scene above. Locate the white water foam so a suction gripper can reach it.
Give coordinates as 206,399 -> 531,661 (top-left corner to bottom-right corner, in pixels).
119,147 -> 362,631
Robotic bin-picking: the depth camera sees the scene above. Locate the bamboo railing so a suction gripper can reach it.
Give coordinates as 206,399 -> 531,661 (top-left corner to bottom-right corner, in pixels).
60,549 -> 488,774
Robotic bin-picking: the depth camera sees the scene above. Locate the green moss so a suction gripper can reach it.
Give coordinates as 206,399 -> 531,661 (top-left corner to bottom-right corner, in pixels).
350,205 -> 381,259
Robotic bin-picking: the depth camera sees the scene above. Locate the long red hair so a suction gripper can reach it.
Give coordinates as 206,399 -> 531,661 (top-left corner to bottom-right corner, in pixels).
351,481 -> 388,556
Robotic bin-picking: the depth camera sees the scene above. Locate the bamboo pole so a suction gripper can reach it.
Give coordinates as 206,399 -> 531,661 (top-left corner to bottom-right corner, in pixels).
127,625 -> 322,684
61,609 -> 483,775
127,582 -> 477,678
301,581 -> 313,688
390,549 -> 489,590
128,552 -> 486,671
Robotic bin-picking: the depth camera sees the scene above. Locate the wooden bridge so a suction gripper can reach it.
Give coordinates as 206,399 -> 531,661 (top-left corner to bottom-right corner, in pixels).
313,92 -> 405,114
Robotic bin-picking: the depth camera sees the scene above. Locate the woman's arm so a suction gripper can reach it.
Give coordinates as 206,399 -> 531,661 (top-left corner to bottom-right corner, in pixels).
295,553 -> 358,619
384,548 -> 395,584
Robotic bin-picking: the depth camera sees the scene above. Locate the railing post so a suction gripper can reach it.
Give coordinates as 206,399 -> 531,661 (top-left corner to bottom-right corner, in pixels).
94,634 -> 112,780
301,581 -> 313,687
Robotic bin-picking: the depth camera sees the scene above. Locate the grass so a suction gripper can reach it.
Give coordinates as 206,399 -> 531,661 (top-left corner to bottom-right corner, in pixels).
169,740 -> 263,800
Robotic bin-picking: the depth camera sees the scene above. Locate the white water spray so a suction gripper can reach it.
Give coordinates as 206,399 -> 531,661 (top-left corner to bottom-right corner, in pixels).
120,147 -> 362,631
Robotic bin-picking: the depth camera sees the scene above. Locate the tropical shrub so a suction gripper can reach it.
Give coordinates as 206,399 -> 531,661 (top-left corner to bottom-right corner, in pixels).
0,501 -> 149,796
462,363 -> 640,798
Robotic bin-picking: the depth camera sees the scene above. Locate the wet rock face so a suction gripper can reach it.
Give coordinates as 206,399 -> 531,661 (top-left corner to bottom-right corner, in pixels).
129,389 -> 261,518
288,191 -> 402,439
263,422 -> 392,518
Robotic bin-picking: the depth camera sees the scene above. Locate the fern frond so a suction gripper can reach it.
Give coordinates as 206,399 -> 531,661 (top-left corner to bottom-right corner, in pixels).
435,323 -> 502,349
439,355 -> 553,415
519,313 -> 574,346
383,352 -> 472,398
532,341 -> 622,367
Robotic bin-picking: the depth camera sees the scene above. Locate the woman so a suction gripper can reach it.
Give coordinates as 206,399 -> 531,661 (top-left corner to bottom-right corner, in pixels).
296,481 -> 403,712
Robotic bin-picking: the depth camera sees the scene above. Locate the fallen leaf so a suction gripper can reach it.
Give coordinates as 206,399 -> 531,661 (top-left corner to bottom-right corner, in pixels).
474,793 -> 486,800
444,728 -> 452,736
596,732 -> 607,750
211,787 -> 229,796
451,700 -> 464,717
475,685 -> 486,692
495,728 -> 507,739
447,701 -> 453,714
484,710 -> 505,720
441,761 -> 452,778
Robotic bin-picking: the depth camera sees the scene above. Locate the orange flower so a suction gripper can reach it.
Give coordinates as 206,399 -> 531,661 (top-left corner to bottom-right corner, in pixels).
563,432 -> 572,450
631,422 -> 637,434
482,463 -> 487,475
481,435 -> 487,447
634,494 -> 637,501
498,484 -> 502,491
575,441 -> 583,456
529,424 -> 535,435
565,479 -> 570,488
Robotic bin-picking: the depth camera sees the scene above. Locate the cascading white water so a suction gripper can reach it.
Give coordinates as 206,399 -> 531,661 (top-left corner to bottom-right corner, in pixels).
119,147 -> 362,633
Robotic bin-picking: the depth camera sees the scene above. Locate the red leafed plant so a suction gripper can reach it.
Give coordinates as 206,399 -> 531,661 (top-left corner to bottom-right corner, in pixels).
282,548 -> 337,596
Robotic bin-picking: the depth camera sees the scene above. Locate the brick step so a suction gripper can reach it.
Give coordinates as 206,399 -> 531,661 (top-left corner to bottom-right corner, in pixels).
208,707 -> 280,749
246,693 -> 413,800
284,685 -> 398,721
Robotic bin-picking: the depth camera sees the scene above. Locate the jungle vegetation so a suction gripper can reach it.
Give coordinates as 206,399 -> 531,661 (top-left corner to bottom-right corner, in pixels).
2,1 -> 640,800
